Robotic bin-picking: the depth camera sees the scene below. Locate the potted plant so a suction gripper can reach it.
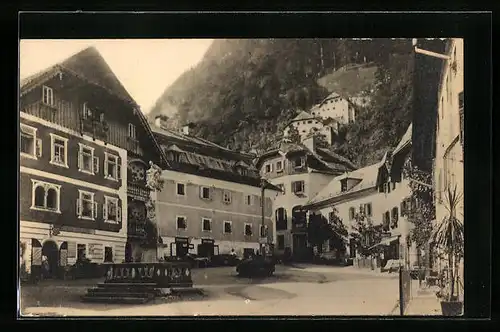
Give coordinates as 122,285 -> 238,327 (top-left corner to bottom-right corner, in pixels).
431,185 -> 464,316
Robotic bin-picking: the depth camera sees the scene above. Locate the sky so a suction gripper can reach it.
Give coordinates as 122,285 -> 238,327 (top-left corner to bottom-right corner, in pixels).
20,39 -> 213,113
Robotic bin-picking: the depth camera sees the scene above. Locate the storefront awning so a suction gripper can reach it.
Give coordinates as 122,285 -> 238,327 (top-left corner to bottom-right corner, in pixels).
368,235 -> 400,250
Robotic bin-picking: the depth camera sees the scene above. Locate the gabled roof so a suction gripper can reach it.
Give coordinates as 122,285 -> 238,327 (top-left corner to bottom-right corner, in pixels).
393,123 -> 412,156
304,154 -> 388,208
20,46 -> 169,168
290,111 -> 315,122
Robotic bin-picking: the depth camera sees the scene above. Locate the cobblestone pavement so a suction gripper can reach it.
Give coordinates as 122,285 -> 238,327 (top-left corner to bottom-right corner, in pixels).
20,264 -> 402,316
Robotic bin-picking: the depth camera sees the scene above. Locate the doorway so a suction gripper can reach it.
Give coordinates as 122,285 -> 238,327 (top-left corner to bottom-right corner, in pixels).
174,237 -> 189,257
42,240 -> 59,279
197,239 -> 215,258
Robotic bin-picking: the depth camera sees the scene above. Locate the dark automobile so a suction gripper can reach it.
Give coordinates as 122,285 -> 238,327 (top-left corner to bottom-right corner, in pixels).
236,256 -> 275,277
185,254 -> 210,268
210,254 -> 240,267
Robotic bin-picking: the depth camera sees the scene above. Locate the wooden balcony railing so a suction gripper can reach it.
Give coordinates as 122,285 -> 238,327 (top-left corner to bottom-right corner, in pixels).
81,119 -> 109,139
127,183 -> 150,201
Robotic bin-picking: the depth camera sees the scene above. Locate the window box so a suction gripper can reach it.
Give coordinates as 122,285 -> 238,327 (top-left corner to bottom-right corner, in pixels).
31,179 -> 61,213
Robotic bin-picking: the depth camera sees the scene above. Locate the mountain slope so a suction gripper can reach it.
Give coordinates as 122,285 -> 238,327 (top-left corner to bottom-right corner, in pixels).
148,38 -> 413,166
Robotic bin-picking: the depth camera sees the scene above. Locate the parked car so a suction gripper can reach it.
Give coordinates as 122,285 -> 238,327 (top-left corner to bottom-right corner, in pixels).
236,256 -> 275,277
185,254 -> 210,268
210,254 -> 240,267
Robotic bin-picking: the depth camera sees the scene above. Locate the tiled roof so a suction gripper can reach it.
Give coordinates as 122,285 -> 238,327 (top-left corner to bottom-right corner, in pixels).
305,154 -> 388,207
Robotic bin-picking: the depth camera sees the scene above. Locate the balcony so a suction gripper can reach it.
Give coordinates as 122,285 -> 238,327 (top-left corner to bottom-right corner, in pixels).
81,118 -> 109,139
127,182 -> 150,201
128,222 -> 147,239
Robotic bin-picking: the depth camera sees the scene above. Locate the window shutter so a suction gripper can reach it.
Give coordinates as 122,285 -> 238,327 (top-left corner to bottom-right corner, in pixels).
93,202 -> 98,219
209,187 -> 214,200
93,156 -> 99,174
76,199 -> 81,216
199,187 -> 203,198
103,201 -> 108,220
36,139 -> 43,157
78,150 -> 82,169
117,202 -> 122,221
117,162 -> 122,180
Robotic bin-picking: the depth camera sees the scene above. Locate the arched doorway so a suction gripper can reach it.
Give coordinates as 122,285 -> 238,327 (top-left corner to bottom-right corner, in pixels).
42,240 -> 59,279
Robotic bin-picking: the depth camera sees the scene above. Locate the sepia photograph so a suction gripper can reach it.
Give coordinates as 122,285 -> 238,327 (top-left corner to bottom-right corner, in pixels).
19,37 -> 464,317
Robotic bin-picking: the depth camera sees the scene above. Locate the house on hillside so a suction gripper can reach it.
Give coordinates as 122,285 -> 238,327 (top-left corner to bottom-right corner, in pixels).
255,135 -> 357,260
311,92 -> 356,125
19,46 -> 168,279
282,111 -> 339,145
150,121 -> 280,259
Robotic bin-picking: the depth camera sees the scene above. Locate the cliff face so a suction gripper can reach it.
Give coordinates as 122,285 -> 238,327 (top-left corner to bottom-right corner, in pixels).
148,38 -> 415,166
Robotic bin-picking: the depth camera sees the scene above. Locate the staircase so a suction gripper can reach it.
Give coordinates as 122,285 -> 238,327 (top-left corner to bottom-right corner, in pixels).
81,282 -> 161,304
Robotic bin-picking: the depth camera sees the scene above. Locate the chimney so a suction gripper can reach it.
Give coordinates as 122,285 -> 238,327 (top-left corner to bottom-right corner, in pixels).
154,115 -> 168,129
302,134 -> 317,152
180,125 -> 190,135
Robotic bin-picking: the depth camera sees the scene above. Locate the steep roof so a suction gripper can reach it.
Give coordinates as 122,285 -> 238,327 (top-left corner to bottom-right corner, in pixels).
291,111 -> 315,122
20,46 -> 169,167
305,154 -> 387,208
393,123 -> 412,156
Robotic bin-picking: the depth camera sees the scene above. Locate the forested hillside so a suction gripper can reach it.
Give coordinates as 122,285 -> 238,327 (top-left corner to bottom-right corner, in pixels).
148,38 -> 414,167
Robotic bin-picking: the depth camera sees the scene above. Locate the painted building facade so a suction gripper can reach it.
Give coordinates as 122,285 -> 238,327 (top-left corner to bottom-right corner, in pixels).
19,47 -> 167,278
256,135 -> 357,258
151,121 -> 279,259
304,125 -> 414,266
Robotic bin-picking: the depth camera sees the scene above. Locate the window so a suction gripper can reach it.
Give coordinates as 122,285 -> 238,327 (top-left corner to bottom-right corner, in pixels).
31,180 -> 61,212
260,225 -> 268,238
292,181 -> 304,194
77,244 -> 87,261
222,190 -> 232,204
128,123 -> 136,139
244,223 -> 252,236
104,196 -> 121,223
223,221 -> 232,234
104,246 -> 113,263
365,203 -> 373,217
202,218 -> 212,232
200,186 -> 211,200
50,134 -> 68,167
245,195 -> 252,205
276,207 -> 287,230
82,102 -> 92,119
293,157 -> 305,168
42,85 -> 54,106
349,207 -> 356,220
276,160 -> 284,172
104,152 -> 121,180
77,190 -> 96,220
78,144 -> 97,174
341,179 -> 348,192
177,183 -> 186,196
176,216 -> 187,230
265,164 -> 272,173
391,207 -> 399,229
307,120 -> 312,124
20,124 -> 41,158
277,235 -> 285,250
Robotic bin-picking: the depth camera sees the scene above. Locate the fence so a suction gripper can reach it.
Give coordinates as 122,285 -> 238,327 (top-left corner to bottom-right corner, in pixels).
399,267 -> 412,315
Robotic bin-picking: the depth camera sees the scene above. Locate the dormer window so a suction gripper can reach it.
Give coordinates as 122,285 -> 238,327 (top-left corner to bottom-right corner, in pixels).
341,179 -> 348,192
276,160 -> 284,172
293,157 -> 305,169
